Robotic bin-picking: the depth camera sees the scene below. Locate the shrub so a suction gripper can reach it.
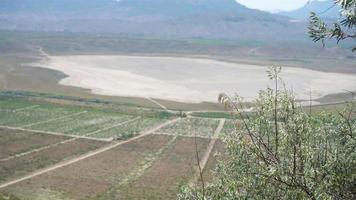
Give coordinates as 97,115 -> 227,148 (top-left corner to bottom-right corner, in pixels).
178,67 -> 355,200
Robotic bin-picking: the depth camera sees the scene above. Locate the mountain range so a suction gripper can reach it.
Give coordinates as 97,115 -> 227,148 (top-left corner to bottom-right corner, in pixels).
0,0 -> 310,41
278,0 -> 340,20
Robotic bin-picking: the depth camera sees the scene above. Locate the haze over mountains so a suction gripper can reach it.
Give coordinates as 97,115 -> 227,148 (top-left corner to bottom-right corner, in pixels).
279,0 -> 340,20
0,0 -> 308,41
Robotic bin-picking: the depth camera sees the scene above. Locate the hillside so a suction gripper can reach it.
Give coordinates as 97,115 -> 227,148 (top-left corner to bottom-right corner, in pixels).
0,0 -> 307,41
278,0 -> 340,20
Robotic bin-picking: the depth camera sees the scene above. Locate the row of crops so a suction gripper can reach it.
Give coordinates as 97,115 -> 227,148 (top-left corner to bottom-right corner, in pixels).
0,96 -> 237,140
153,118 -> 239,138
154,117 -> 220,138
0,97 -> 168,140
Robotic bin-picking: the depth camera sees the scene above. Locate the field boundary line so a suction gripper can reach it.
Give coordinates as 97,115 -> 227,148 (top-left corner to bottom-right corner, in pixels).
146,97 -> 169,111
0,126 -> 110,142
142,117 -> 181,135
0,117 -> 181,189
189,116 -> 223,121
0,117 -> 144,162
154,132 -> 213,139
13,105 -> 40,112
196,118 -> 225,180
21,111 -> 88,128
0,137 -> 78,162
85,116 -> 142,137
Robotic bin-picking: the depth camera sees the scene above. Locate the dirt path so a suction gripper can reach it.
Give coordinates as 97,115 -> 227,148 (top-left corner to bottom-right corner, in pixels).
0,117 -> 142,162
13,105 -> 39,112
84,116 -> 141,137
154,132 -> 213,139
0,137 -> 78,162
146,97 -> 169,111
0,118 -> 181,189
199,119 -> 225,171
0,125 -> 110,143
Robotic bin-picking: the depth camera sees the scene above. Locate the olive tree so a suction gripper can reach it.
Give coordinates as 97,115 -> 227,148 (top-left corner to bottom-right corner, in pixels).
309,0 -> 356,51
178,67 -> 355,200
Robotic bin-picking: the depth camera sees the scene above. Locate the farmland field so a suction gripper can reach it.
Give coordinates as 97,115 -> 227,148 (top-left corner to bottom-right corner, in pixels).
0,94 -> 228,200
0,128 -> 106,184
0,85 -> 353,200
1,91 -> 349,200
0,128 -> 68,160
2,134 -> 174,200
91,117 -> 167,139
0,90 -> 344,200
0,96 -> 170,140
220,119 -> 237,137
113,136 -> 211,200
154,117 -> 220,138
1,134 -> 216,200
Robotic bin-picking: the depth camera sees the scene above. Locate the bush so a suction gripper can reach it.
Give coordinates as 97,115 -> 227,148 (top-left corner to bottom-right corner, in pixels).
178,67 -> 355,200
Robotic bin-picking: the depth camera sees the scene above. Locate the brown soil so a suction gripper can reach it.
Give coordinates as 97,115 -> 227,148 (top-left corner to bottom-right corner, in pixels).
6,135 -> 172,199
0,138 -> 105,185
202,140 -> 226,183
116,136 -> 211,200
0,128 -> 68,160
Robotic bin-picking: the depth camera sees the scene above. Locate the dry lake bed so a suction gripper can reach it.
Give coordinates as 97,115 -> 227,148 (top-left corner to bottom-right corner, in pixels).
30,55 -> 356,103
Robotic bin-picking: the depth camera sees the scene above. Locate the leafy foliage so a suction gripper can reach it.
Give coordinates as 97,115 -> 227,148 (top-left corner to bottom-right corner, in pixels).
308,0 -> 356,51
178,67 -> 356,199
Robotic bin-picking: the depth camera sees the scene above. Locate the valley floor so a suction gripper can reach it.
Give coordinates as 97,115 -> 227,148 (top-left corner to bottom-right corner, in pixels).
30,55 -> 356,104
0,95 -> 228,200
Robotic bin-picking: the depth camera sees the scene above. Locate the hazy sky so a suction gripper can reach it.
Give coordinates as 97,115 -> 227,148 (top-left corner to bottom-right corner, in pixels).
236,0 -> 312,12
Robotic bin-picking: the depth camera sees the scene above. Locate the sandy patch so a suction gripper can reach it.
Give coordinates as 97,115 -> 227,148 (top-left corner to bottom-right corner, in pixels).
30,55 -> 356,103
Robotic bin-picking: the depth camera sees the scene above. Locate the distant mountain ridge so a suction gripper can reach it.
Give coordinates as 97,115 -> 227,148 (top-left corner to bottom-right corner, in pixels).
0,0 -> 307,41
278,0 -> 340,20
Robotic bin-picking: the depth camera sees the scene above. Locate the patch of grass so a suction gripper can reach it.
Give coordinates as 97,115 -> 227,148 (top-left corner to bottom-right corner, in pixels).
190,111 -> 234,119
0,95 -> 172,139
0,192 -> 21,200
93,117 -> 168,139
156,118 -> 219,137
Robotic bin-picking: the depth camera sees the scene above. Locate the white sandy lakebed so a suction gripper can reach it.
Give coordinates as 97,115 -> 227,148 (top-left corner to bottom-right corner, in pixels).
31,55 -> 356,103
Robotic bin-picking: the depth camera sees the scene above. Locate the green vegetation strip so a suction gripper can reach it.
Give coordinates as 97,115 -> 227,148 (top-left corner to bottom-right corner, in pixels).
21,111 -> 88,128
155,117 -> 220,138
92,117 -> 168,139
